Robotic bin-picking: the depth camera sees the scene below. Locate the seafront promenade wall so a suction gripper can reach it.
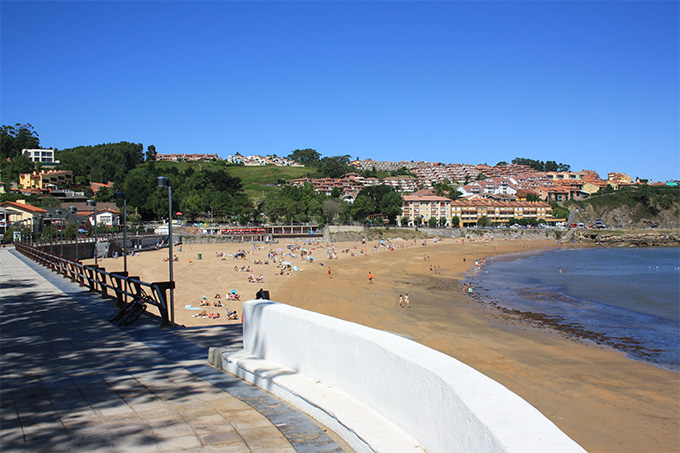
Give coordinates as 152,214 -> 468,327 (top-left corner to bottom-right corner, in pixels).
218,300 -> 585,453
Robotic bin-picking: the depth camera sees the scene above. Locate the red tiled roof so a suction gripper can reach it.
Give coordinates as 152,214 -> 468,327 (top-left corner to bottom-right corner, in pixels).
0,201 -> 48,214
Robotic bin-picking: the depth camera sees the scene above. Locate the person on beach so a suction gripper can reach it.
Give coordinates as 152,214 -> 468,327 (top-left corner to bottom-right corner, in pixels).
368,272 -> 373,284
404,293 -> 410,308
463,283 -> 468,294
328,267 -> 332,278
399,294 -> 403,308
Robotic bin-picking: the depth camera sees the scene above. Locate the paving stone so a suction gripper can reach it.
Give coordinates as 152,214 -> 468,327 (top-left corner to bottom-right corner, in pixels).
1,249 -> 346,452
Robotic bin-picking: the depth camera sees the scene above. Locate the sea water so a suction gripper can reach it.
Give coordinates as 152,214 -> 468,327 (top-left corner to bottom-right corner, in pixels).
468,247 -> 680,371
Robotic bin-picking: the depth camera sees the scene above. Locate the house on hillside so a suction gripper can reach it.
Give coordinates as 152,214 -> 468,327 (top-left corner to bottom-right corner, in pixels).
0,200 -> 48,230
22,149 -> 59,165
19,170 -> 73,190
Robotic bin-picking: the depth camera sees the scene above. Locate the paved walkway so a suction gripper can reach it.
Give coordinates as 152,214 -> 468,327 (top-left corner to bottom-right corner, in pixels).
0,247 -> 345,452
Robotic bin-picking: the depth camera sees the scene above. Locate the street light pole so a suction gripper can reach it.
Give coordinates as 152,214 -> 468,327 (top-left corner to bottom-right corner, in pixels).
69,206 -> 78,261
87,200 -> 98,265
156,176 -> 175,326
45,213 -> 53,254
114,192 -> 128,275
37,214 -> 44,247
55,209 -> 64,256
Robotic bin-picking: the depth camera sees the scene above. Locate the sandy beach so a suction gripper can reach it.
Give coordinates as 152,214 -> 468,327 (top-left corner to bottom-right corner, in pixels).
84,236 -> 679,452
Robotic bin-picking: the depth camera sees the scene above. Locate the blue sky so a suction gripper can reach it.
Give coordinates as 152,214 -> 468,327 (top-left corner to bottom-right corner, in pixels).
2,1 -> 678,181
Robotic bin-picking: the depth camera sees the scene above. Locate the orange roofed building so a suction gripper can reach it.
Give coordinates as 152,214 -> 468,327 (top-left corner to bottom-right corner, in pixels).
402,190 -> 553,227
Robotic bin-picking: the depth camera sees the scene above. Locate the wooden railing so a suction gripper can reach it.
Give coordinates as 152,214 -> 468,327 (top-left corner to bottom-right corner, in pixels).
14,242 -> 174,328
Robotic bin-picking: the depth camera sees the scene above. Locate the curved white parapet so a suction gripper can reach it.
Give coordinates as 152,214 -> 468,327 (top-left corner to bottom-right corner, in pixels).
220,300 -> 585,453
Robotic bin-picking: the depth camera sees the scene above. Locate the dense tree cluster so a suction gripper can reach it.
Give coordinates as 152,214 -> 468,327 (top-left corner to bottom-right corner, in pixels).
120,165 -> 252,222
259,183 -> 404,225
57,142 -> 147,186
0,124 -> 40,182
511,158 -> 571,172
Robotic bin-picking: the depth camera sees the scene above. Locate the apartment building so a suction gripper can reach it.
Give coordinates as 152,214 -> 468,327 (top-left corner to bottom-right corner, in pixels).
158,153 -> 219,162
22,149 -> 58,164
19,170 -> 73,190
402,190 -> 553,227
402,190 -> 452,225
381,176 -> 418,193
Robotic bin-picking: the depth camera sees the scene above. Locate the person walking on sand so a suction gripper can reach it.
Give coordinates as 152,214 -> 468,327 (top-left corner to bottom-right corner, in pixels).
404,293 -> 410,308
399,294 -> 403,308
328,267 -> 332,278
368,271 -> 373,284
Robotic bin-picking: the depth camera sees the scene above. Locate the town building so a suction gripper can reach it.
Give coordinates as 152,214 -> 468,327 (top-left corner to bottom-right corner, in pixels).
157,153 -> 219,162
22,149 -> 59,165
0,200 -> 48,230
78,208 -> 121,227
401,189 -> 554,227
91,182 -> 114,193
19,170 -> 73,190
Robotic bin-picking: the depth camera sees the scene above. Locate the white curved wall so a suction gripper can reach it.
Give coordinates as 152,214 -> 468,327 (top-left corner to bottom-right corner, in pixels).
238,300 -> 585,453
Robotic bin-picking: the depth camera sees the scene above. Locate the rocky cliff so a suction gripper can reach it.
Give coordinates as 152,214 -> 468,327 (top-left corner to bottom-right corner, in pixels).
576,230 -> 680,247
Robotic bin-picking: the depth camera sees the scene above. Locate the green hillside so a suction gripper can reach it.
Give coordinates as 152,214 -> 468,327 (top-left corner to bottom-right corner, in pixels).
564,186 -> 680,228
151,160 -> 320,201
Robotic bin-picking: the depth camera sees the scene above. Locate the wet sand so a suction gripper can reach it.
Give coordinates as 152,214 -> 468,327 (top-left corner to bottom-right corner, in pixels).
86,237 -> 679,452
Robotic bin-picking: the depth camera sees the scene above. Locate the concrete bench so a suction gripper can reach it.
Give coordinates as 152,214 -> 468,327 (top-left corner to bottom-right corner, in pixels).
210,300 -> 585,453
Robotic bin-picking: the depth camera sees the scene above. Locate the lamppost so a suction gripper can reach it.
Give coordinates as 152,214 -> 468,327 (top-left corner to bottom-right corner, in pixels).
114,191 -> 128,275
45,213 -> 53,254
156,176 -> 175,326
69,206 -> 78,261
37,214 -> 44,247
55,209 -> 64,256
86,200 -> 98,265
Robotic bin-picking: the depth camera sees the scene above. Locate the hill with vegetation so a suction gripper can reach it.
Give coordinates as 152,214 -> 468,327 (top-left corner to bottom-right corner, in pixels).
565,186 -> 680,229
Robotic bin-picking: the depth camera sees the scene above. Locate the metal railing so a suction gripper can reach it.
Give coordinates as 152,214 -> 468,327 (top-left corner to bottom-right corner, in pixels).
14,242 -> 174,328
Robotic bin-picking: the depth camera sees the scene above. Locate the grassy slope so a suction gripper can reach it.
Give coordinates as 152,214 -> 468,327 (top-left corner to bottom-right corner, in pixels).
152,161 -> 321,201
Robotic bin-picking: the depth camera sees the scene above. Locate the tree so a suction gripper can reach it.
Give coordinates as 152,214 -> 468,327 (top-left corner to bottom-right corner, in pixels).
428,217 -> 438,227
478,216 -> 491,227
288,148 -> 321,167
94,186 -> 114,203
400,216 -> 410,227
58,141 -> 145,185
512,157 -> 570,172
452,215 -> 460,228
319,155 -> 351,178
0,123 -> 40,160
349,195 -> 375,222
146,145 -> 157,162
379,190 -> 404,224
439,216 -> 447,227
2,152 -> 34,183
353,185 -> 403,224
323,198 -> 344,223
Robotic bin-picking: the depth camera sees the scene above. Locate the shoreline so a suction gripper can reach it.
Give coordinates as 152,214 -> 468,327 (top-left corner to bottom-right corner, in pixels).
81,236 -> 679,452
464,245 -> 680,373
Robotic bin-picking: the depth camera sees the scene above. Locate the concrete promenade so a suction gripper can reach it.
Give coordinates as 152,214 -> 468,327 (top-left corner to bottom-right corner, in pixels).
0,247 -> 345,452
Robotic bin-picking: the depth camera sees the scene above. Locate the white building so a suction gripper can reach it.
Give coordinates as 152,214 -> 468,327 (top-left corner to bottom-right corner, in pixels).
22,149 -> 59,164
